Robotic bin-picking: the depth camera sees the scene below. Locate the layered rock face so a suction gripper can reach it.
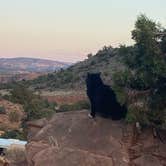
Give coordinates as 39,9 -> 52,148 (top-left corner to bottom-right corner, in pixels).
26,110 -> 166,166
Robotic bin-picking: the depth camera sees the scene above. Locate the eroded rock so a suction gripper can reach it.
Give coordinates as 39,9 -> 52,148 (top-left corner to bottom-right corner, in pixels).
25,110 -> 166,166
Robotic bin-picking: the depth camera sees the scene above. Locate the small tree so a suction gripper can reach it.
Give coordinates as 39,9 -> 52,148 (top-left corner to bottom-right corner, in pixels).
87,53 -> 93,59
115,15 -> 166,128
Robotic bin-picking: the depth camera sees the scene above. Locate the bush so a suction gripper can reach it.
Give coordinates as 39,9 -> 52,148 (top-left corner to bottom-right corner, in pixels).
24,98 -> 56,120
7,84 -> 57,121
0,130 -> 26,140
113,15 -> 166,129
125,104 -> 149,126
0,106 -> 6,114
112,85 -> 127,105
113,70 -> 132,87
2,94 -> 10,101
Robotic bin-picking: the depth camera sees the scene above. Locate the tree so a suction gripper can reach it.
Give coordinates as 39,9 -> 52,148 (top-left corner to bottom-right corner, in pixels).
115,15 -> 166,128
131,14 -> 166,89
87,53 -> 93,59
160,29 -> 166,55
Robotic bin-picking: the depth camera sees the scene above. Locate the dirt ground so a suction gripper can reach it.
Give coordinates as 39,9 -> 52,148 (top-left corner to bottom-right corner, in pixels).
39,90 -> 87,105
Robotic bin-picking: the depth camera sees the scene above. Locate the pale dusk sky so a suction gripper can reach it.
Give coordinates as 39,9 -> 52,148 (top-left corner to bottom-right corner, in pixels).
0,0 -> 166,62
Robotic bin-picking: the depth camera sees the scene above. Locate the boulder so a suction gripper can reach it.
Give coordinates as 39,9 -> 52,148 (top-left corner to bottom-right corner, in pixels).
25,110 -> 166,166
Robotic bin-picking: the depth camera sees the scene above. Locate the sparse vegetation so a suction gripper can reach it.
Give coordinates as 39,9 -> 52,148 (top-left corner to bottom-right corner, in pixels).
22,46 -> 123,90
5,146 -> 26,164
1,130 -> 26,140
5,84 -> 57,121
0,14 -> 165,131
113,15 -> 166,129
57,100 -> 90,112
8,110 -> 20,123
0,106 -> 6,114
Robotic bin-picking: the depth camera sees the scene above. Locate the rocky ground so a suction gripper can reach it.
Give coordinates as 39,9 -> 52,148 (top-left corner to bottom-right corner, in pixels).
25,110 -> 166,166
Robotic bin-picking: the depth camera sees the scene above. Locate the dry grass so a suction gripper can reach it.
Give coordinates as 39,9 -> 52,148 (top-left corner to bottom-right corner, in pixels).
8,111 -> 21,123
37,90 -> 85,96
0,99 -> 24,130
0,156 -> 9,166
5,146 -> 26,164
39,90 -> 87,105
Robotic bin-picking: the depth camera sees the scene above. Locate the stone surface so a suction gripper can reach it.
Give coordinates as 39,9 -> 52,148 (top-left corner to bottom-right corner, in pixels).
26,110 -> 166,166
33,147 -> 113,166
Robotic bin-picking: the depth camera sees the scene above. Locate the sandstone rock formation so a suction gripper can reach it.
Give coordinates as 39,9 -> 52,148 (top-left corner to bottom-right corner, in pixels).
26,110 -> 166,166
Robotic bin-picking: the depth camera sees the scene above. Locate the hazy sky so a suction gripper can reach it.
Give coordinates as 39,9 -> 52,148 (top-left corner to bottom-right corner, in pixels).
0,0 -> 166,62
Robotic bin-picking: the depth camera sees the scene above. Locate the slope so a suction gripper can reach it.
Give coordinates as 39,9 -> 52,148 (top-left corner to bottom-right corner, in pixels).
27,46 -> 125,90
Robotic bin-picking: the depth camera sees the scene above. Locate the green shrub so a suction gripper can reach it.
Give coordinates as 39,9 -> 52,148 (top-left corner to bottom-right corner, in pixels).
125,105 -> 149,126
7,84 -> 57,121
112,85 -> 126,105
0,130 -> 26,140
0,106 -> 6,114
2,94 -> 10,101
113,15 -> 166,129
24,98 -> 56,120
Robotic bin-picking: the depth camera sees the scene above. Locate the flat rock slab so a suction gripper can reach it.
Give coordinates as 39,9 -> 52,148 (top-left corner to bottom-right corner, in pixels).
33,147 -> 113,166
26,110 -> 166,166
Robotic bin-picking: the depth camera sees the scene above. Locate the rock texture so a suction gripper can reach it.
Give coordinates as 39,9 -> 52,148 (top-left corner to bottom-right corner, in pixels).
26,110 -> 166,166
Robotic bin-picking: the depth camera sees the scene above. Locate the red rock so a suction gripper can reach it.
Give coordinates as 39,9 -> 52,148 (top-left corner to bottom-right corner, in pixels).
25,110 -> 166,166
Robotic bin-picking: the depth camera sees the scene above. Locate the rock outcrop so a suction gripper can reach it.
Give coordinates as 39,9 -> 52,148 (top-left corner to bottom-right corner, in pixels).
26,110 -> 166,166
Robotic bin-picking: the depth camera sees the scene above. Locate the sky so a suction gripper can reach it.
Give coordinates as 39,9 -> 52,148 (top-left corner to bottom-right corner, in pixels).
0,0 -> 166,62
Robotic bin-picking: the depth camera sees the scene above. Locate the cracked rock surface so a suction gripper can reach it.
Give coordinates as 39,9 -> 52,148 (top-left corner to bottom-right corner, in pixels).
26,110 -> 166,166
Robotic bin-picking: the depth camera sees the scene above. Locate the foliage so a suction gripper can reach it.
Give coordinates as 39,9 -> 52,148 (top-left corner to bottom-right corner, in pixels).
114,14 -> 166,128
8,84 -> 57,121
112,85 -> 127,105
9,84 -> 34,105
125,105 -> 149,126
0,130 -> 26,140
0,106 -> 6,114
113,70 -> 133,88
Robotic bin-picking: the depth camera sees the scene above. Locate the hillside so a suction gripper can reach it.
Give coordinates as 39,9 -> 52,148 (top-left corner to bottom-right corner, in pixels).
0,57 -> 70,74
27,46 -> 125,90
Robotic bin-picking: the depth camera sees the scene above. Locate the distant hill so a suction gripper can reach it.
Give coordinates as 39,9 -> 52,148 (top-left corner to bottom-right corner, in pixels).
26,46 -> 125,90
0,57 -> 71,74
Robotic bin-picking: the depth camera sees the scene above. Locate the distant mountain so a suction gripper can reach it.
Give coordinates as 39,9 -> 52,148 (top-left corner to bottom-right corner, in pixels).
0,57 -> 71,74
